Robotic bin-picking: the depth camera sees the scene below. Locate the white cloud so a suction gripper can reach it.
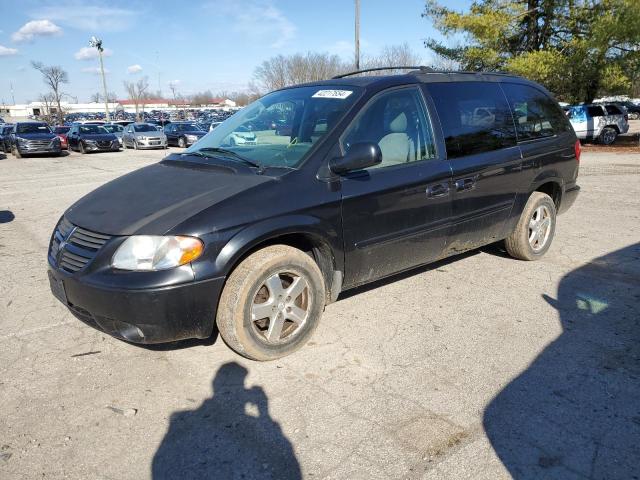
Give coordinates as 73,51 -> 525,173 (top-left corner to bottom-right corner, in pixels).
127,64 -> 143,74
74,46 -> 113,60
209,1 -> 296,48
0,45 -> 19,56
32,5 -> 137,32
82,66 -> 110,75
12,20 -> 63,43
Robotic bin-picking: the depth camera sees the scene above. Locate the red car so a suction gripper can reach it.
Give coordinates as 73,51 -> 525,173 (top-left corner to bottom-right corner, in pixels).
53,126 -> 70,149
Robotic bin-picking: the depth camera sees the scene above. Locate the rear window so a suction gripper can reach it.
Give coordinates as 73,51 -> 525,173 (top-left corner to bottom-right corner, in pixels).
427,82 -> 516,159
604,105 -> 622,115
501,83 -> 572,140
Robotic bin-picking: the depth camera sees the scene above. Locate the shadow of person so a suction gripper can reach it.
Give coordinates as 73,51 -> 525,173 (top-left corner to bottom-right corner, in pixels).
484,243 -> 640,479
152,362 -> 301,480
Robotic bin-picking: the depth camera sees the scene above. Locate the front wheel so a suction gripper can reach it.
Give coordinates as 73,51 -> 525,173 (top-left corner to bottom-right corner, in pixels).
178,137 -> 186,148
13,145 -> 22,158
79,142 -> 86,154
217,245 -> 326,361
505,192 -> 556,261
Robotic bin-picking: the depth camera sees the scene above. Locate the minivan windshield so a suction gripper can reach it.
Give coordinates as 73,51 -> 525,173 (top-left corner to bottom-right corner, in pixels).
181,85 -> 362,169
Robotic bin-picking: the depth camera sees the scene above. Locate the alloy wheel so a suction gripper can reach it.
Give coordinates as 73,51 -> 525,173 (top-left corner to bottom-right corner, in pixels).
250,271 -> 310,344
528,205 -> 552,252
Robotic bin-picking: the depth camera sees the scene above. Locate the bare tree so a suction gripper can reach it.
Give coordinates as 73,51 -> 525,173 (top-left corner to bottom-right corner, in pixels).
253,52 -> 347,93
37,93 -> 56,125
31,61 -> 68,125
90,91 -> 118,103
123,77 -> 149,121
90,92 -> 102,103
360,43 -> 424,74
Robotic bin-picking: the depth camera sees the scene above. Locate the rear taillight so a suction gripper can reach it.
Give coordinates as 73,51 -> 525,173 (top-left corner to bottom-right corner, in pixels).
574,139 -> 581,163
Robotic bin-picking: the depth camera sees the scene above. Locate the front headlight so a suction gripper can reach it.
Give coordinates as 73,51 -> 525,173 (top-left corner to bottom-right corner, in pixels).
111,235 -> 204,271
16,136 -> 27,143
85,139 -> 97,144
138,136 -> 147,141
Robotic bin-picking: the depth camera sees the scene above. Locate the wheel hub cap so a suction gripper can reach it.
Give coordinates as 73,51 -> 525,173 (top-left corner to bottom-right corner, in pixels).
528,205 -> 552,252
250,272 -> 310,344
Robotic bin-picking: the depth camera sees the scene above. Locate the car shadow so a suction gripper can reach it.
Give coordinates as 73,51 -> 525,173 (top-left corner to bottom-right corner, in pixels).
483,243 -> 640,479
0,210 -> 15,223
152,362 -> 301,480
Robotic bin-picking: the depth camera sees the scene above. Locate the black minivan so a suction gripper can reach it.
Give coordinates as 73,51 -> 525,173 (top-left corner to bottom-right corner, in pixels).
48,68 -> 580,360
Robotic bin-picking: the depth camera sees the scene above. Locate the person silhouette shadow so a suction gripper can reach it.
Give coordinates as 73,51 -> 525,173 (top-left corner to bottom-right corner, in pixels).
484,243 -> 640,479
152,362 -> 301,480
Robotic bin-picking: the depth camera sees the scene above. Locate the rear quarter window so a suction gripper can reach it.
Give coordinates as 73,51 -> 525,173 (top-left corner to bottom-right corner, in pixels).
604,105 -> 622,115
427,82 -> 516,159
501,83 -> 572,141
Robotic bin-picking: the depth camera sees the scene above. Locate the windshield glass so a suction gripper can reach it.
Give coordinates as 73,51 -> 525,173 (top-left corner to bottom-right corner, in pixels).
182,85 -> 362,169
134,124 -> 157,132
177,123 -> 201,131
79,125 -> 109,134
103,124 -> 123,133
17,123 -> 51,134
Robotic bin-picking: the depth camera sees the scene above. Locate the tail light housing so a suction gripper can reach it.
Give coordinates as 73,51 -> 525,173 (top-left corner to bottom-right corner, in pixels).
574,139 -> 581,163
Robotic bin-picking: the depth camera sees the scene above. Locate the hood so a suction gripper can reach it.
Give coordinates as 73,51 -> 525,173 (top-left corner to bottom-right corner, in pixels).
65,160 -> 272,236
133,131 -> 163,137
80,133 -> 117,141
16,132 -> 56,140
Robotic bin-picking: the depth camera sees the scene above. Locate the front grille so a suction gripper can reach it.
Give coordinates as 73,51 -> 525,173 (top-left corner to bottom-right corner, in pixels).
97,141 -> 113,148
49,218 -> 112,273
22,139 -> 54,150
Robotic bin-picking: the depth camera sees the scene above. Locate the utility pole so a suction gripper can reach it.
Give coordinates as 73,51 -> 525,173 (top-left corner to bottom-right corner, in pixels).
10,81 -> 15,105
89,36 -> 111,122
355,0 -> 360,70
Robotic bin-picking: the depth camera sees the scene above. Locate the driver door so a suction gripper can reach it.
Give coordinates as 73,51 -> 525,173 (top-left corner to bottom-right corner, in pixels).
339,86 -> 452,288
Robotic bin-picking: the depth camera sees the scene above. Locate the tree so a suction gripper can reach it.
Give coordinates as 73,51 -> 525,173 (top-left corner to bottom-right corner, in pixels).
31,61 -> 68,125
90,92 -> 117,103
423,0 -> 640,103
37,93 -> 56,125
360,43 -> 424,74
123,77 -> 149,121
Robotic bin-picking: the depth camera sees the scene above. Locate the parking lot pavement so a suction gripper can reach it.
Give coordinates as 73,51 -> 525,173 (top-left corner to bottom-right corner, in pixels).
0,147 -> 639,479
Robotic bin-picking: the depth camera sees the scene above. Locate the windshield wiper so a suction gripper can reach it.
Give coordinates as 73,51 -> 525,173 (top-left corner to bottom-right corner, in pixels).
198,147 -> 263,170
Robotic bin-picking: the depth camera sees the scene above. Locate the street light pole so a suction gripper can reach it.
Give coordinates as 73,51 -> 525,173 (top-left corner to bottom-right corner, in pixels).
89,36 -> 111,122
355,0 -> 360,70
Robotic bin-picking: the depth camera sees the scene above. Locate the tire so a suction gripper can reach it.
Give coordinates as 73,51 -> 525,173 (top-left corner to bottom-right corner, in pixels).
598,126 -> 617,145
505,192 -> 556,261
12,145 -> 22,159
133,140 -> 139,150
178,137 -> 186,148
217,245 -> 326,361
79,142 -> 86,154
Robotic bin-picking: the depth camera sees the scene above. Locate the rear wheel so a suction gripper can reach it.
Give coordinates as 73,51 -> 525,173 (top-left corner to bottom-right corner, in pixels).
505,192 -> 556,261
217,245 -> 326,361
598,126 -> 617,145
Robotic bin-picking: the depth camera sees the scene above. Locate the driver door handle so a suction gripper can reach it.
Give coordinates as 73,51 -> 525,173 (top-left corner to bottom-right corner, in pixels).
426,182 -> 450,198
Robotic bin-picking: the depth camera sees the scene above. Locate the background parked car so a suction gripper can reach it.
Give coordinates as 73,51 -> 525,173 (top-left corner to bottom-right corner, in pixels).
67,124 -> 120,154
122,123 -> 168,149
10,122 -> 61,158
223,125 -> 257,146
208,121 -> 223,131
164,122 -> 207,147
566,104 -> 629,144
53,126 -> 70,150
102,123 -> 125,147
0,124 -> 14,153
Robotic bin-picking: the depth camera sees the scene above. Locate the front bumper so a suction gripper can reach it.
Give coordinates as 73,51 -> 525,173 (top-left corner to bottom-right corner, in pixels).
137,138 -> 167,149
85,141 -> 120,152
48,266 -> 225,344
17,143 -> 62,154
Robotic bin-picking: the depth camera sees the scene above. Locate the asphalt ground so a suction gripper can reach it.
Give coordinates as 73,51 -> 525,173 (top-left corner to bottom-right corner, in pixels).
0,142 -> 639,479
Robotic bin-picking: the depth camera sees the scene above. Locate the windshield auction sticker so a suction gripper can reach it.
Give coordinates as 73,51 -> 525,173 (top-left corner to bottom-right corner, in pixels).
312,90 -> 353,99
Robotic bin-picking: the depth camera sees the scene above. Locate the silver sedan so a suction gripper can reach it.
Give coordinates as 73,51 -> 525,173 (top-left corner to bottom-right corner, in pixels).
122,123 -> 168,149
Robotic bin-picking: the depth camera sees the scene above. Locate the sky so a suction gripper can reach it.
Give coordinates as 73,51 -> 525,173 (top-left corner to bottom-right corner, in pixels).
0,0 -> 469,105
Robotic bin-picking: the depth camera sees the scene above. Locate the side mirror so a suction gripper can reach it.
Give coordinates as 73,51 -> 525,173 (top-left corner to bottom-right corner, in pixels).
330,142 -> 382,174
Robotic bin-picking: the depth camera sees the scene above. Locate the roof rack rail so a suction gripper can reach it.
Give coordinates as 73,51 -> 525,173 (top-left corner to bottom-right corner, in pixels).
332,66 -> 434,79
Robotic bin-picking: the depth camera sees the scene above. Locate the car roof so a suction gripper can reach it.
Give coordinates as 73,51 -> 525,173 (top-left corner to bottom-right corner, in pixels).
287,71 -> 533,91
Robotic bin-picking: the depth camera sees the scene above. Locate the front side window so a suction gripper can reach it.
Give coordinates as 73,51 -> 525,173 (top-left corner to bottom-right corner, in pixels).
502,83 -> 572,140
428,82 -> 516,159
341,87 -> 436,169
181,86 -> 362,169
